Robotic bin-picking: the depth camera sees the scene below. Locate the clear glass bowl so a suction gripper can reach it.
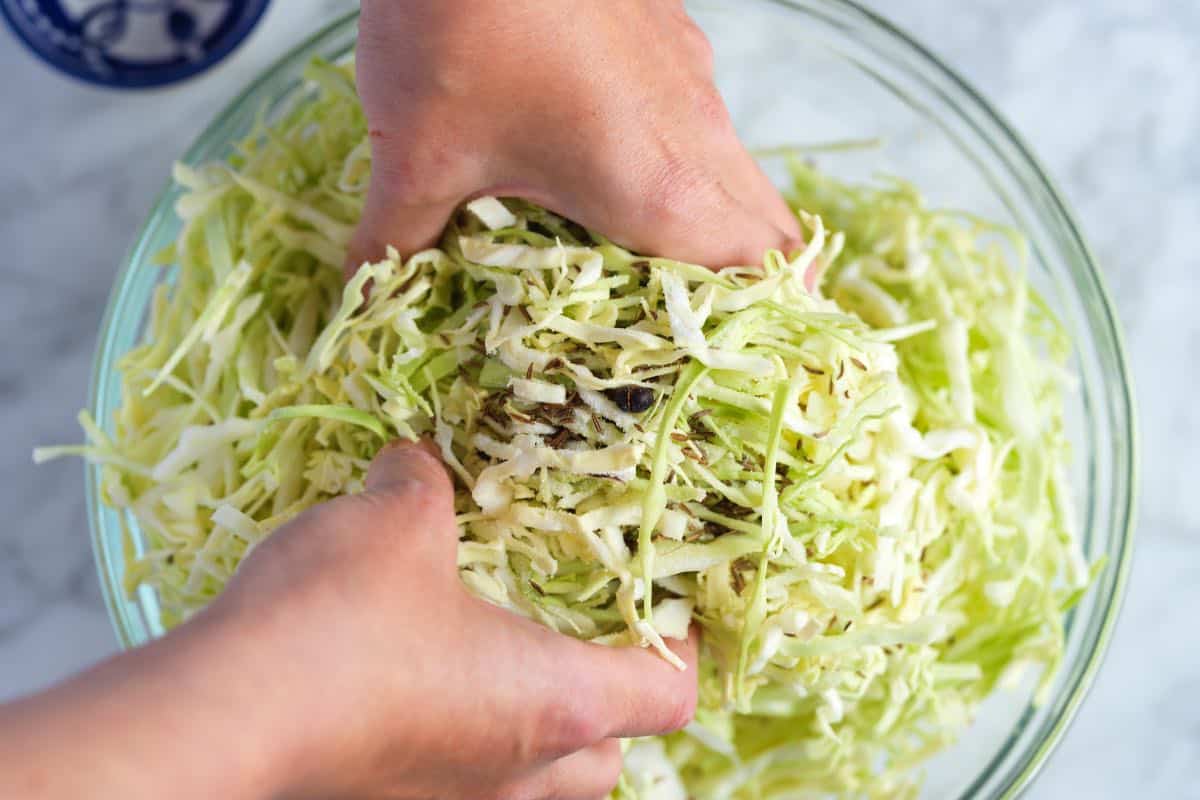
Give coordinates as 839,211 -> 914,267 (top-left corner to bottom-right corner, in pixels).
87,2 -> 1137,797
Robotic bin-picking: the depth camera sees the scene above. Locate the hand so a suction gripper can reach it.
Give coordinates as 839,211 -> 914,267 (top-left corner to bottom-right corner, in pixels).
0,441 -> 697,800
350,0 -> 802,273
222,440 -> 699,799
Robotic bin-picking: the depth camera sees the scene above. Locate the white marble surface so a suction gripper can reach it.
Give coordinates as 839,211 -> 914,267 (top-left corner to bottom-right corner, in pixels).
2,2 -> 1195,797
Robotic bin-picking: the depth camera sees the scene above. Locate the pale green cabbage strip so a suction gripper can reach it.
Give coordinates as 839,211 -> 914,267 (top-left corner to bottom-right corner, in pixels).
39,59 -> 1091,799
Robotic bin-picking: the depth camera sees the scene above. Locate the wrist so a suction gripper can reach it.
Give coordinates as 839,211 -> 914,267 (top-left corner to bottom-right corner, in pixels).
0,605 -> 299,800
95,606 -> 306,800
195,585 -> 377,800
172,603 -> 323,800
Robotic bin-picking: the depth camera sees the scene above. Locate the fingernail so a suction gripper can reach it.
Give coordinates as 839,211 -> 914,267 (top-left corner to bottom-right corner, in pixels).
366,437 -> 450,493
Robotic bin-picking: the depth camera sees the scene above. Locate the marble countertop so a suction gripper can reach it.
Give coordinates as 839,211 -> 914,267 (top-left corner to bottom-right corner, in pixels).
2,1 -> 1195,797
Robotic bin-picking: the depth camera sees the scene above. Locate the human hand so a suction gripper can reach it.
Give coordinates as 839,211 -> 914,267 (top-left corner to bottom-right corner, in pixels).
0,441 -> 696,800
349,0 -> 802,273
213,440 -> 698,800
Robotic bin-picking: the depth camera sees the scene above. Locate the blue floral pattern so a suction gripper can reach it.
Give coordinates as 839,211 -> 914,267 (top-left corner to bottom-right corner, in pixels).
1,0 -> 269,88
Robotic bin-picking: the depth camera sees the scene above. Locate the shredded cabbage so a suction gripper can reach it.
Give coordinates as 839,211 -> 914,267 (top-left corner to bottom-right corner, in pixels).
38,59 -> 1091,798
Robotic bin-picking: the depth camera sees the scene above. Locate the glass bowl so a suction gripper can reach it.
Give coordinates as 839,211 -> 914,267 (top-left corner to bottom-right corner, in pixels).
87,2 -> 1137,797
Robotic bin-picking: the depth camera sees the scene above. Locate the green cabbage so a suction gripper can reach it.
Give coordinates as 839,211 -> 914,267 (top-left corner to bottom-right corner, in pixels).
37,59 -> 1090,798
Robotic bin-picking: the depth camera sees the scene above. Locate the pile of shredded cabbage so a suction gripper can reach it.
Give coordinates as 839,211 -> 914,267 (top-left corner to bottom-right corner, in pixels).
40,60 -> 1093,798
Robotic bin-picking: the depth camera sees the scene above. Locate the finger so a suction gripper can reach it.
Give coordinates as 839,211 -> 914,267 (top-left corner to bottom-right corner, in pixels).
358,439 -> 458,564
347,192 -> 459,281
553,161 -> 789,270
716,140 -> 803,246
714,175 -> 802,267
668,174 -> 795,269
348,155 -> 463,281
671,79 -> 801,254
564,625 -> 700,740
684,94 -> 802,250
508,739 -> 624,800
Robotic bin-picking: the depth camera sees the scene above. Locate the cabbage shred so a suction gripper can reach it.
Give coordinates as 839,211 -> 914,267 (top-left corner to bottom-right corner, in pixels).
41,60 -> 1090,798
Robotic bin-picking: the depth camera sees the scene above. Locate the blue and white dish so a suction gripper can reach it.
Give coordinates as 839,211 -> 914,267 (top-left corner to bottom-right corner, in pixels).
1,0 -> 270,89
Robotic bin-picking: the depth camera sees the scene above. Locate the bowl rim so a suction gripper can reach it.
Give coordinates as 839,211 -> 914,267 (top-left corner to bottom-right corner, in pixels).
86,2 -> 1138,797
86,8 -> 357,651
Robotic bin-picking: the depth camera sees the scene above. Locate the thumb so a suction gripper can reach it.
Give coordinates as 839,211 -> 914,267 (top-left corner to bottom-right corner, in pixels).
362,440 -> 457,553
365,438 -> 452,497
535,624 -> 700,741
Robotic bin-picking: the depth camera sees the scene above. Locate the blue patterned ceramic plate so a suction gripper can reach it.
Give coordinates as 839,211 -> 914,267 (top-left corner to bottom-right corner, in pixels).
1,0 -> 269,88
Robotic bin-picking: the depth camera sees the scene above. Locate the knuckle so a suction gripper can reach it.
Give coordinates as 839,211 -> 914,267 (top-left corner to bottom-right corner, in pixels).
654,152 -> 703,197
661,689 -> 698,732
359,481 -> 454,538
531,694 -> 602,760
642,155 -> 709,227
368,129 -> 476,209
691,83 -> 731,130
644,662 -> 699,734
368,449 -> 455,510
397,467 -> 454,513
